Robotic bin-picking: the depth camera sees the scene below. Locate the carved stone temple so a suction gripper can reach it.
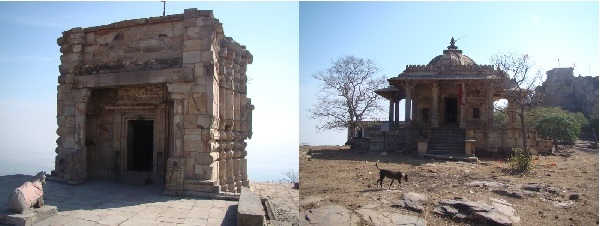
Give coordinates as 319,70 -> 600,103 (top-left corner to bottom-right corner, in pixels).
52,8 -> 254,194
353,38 -> 553,156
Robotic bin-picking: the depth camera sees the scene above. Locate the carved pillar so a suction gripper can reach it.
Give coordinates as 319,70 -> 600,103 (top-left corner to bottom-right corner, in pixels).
165,91 -> 186,193
432,82 -> 439,127
218,141 -> 228,192
226,146 -> 235,191
388,99 -> 394,128
460,82 -> 466,128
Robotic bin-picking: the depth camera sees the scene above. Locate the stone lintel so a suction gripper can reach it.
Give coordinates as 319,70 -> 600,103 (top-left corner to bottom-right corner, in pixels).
75,68 -> 193,88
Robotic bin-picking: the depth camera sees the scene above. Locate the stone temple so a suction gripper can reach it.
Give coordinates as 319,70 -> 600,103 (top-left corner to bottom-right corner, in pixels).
52,8 -> 254,194
354,38 -> 554,156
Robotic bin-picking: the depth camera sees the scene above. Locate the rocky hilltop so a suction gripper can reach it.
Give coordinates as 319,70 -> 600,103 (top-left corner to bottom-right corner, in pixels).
538,67 -> 599,118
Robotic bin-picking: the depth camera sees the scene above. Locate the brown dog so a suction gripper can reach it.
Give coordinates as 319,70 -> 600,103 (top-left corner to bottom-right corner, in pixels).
376,162 -> 408,189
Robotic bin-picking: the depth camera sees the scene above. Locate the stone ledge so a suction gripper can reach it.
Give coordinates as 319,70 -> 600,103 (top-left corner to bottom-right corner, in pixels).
84,14 -> 184,33
238,187 -> 265,226
0,205 -> 58,226
162,190 -> 240,201
75,67 -> 193,88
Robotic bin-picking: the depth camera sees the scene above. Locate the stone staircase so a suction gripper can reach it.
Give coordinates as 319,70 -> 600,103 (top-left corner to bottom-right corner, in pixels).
119,171 -> 152,185
427,125 -> 465,155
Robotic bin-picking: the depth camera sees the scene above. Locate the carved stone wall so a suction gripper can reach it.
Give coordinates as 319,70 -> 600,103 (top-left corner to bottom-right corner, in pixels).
53,8 -> 253,194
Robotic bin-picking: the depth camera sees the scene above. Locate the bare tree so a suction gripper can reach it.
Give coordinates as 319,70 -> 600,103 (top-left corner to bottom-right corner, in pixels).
309,55 -> 388,143
490,52 -> 544,154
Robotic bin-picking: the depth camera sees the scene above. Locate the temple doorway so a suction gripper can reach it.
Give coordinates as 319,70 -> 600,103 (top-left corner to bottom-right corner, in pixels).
445,98 -> 457,124
127,120 -> 154,172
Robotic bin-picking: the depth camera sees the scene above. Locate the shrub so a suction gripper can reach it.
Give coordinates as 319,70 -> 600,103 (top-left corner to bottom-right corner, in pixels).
508,148 -> 533,173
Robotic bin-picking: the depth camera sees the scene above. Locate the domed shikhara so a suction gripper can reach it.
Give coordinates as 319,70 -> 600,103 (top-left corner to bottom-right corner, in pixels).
427,37 -> 476,67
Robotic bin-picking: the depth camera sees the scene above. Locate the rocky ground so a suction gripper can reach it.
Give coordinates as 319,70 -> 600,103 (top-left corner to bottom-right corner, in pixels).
299,140 -> 599,225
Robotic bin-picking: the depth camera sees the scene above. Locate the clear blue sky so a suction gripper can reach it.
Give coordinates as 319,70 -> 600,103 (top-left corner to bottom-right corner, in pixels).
0,2 -> 299,182
300,1 -> 599,145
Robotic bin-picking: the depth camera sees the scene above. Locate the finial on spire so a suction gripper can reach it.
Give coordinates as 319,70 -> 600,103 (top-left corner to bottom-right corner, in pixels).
448,37 -> 458,50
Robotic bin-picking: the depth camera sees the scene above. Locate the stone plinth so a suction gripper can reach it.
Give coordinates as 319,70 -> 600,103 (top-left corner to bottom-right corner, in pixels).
417,140 -> 428,154
0,205 -> 58,226
465,139 -> 476,156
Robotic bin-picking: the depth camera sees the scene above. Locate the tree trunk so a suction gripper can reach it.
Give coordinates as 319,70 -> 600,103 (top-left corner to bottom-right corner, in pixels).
554,139 -> 559,152
519,107 -> 529,156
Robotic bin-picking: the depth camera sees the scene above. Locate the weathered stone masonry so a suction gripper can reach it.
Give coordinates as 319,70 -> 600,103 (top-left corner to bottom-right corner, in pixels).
53,8 -> 254,194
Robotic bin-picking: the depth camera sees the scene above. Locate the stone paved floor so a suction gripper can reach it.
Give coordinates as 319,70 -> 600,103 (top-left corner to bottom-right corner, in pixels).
250,182 -> 299,224
0,175 -> 296,226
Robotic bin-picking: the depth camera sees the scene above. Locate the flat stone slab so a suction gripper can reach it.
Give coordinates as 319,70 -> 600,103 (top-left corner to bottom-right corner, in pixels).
356,208 -> 427,226
301,205 -> 360,225
0,205 -> 58,226
434,197 -> 520,225
392,192 -> 428,213
238,187 -> 265,226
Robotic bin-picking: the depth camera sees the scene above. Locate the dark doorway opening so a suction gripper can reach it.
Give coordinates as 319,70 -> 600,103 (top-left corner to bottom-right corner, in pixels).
445,98 -> 458,123
127,120 -> 153,172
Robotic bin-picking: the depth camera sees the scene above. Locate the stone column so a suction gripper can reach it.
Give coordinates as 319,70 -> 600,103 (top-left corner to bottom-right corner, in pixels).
218,142 -> 228,192
432,82 -> 439,127
388,99 -> 394,128
487,85 -> 494,127
69,88 -> 91,184
508,100 -> 517,128
460,82 -> 467,128
165,92 -> 186,193
404,83 -> 412,123
394,98 -> 400,126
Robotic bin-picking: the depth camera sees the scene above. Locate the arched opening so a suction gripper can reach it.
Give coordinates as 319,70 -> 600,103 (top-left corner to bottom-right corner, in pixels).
493,99 -> 508,129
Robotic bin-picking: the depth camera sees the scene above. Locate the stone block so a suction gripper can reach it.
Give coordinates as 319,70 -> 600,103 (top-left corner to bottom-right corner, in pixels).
183,51 -> 203,64
196,17 -> 215,27
62,106 -> 76,116
95,31 -> 119,45
85,32 -> 95,44
183,18 -> 197,27
0,205 -> 58,226
184,183 -> 197,191
184,140 -> 202,152
196,152 -> 218,165
72,44 -> 83,53
184,157 -> 195,179
184,134 -> 202,141
197,116 -> 212,128
190,92 -> 207,115
194,164 -> 212,179
173,22 -> 185,36
201,51 -> 213,62
184,129 -> 202,135
237,187 -> 265,226
185,27 -> 215,40
184,115 -> 198,129
183,8 -> 214,19
65,117 -> 75,128
184,40 -> 211,52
